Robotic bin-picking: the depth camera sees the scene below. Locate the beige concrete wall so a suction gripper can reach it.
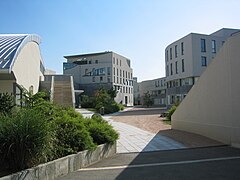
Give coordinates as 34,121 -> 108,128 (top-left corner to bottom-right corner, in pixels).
12,42 -> 43,94
172,32 -> 240,147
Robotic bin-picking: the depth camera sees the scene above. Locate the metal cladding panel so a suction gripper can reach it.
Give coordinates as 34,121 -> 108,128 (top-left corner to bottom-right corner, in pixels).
0,34 -> 41,73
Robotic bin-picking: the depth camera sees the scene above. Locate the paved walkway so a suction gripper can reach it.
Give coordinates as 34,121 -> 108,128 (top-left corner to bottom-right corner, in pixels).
76,108 -> 186,153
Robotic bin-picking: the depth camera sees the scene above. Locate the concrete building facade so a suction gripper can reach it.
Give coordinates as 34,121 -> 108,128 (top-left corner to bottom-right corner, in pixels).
0,34 -> 44,102
165,28 -> 240,106
63,51 -> 133,106
133,77 -> 166,106
172,31 -> 240,147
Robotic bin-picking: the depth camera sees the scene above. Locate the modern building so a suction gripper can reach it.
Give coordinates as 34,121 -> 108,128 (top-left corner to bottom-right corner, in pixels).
63,51 -> 134,106
133,77 -> 166,106
0,34 -> 44,102
165,28 -> 240,106
172,31 -> 240,147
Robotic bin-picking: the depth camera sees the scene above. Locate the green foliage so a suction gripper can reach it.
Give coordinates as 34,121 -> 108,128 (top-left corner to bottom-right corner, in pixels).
0,93 -> 15,115
166,102 -> 179,121
143,92 -> 153,107
94,88 -> 122,114
84,116 -> 119,145
0,88 -> 119,172
0,109 -> 53,170
52,110 -> 96,158
81,95 -> 95,108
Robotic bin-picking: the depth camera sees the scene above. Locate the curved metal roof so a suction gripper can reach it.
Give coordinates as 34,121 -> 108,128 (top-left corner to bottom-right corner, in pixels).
0,34 -> 41,73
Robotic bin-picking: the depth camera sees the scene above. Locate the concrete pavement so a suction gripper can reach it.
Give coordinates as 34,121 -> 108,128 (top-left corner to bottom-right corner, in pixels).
57,146 -> 240,180
76,108 -> 186,153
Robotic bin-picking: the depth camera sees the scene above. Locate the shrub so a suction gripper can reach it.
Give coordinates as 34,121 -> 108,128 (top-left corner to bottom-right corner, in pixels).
84,116 -> 119,145
81,95 -> 95,108
166,103 -> 179,121
0,93 -> 15,115
0,109 -> 53,171
52,113 -> 96,158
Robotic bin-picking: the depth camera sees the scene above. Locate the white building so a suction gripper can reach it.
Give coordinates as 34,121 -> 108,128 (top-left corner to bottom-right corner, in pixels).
133,77 -> 166,106
0,34 -> 44,101
165,28 -> 240,106
172,31 -> 240,147
63,51 -> 134,106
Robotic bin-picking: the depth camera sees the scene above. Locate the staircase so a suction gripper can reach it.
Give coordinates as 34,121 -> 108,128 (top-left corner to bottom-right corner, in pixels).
40,75 -> 75,107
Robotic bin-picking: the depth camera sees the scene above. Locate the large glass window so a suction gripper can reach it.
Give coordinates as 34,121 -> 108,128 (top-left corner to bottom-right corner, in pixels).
201,39 -> 206,52
212,40 -> 216,53
201,56 -> 207,66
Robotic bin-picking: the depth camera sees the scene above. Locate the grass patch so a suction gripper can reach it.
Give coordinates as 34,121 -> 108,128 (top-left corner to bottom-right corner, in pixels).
163,118 -> 171,125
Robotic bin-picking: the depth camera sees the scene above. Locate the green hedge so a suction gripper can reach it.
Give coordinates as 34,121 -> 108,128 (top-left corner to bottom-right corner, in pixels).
84,116 -> 119,145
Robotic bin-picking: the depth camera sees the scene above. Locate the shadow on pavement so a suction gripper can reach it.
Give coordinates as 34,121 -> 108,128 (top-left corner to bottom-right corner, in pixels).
115,146 -> 240,180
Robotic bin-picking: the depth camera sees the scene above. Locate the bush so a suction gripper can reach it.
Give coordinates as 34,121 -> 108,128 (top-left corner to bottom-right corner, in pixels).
0,109 -> 53,171
166,104 -> 178,121
81,95 -> 95,108
84,116 -> 119,145
52,113 -> 96,158
0,93 -> 15,115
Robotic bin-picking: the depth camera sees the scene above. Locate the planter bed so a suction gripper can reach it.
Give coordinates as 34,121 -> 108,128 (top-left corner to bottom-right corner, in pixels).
0,143 -> 116,180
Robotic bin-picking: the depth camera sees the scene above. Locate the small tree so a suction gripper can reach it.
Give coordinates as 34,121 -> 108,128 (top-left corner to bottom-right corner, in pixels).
143,92 -> 153,107
0,93 -> 15,115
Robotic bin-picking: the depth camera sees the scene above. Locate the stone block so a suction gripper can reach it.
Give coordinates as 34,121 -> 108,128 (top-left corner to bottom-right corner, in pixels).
38,161 -> 55,180
54,157 -> 69,178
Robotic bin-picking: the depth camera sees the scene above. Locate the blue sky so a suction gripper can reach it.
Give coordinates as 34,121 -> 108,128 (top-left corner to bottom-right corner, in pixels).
0,0 -> 240,81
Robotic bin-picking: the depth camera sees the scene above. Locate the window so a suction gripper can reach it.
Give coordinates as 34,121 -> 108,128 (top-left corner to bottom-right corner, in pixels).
107,77 -> 111,83
120,69 -> 122,77
100,76 -> 103,81
107,67 -> 111,75
166,50 -> 169,61
95,60 -> 98,64
113,57 -> 115,64
92,77 -> 95,82
175,45 -> 178,58
182,59 -> 185,72
120,60 -> 121,66
181,42 -> 184,55
113,67 -> 115,75
175,61 -> 178,74
170,48 -> 172,60
170,63 -> 173,75
166,65 -> 169,76
212,40 -> 216,53
201,56 -> 207,66
89,60 -> 92,64
201,39 -> 206,52
117,68 -> 118,76
117,58 -> 118,65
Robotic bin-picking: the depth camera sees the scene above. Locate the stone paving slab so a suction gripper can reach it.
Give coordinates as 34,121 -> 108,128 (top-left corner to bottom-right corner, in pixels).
75,109 -> 186,153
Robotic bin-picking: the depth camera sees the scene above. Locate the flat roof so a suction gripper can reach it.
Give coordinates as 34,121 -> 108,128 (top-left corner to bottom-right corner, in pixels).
64,51 -> 112,59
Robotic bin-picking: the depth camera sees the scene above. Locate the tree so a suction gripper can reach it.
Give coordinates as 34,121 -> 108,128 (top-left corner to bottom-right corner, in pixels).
143,92 -> 153,107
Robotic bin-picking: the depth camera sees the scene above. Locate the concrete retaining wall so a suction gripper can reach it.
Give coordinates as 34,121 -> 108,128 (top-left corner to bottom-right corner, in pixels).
0,143 -> 116,180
